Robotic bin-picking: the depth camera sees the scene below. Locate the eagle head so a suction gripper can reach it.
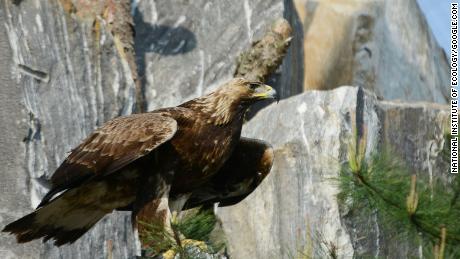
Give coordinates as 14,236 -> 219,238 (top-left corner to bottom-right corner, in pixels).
181,78 -> 277,125
191,78 -> 277,125
216,78 -> 278,104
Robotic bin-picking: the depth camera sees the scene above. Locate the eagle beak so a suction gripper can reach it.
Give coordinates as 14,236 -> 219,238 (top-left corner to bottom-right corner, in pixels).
254,85 -> 278,102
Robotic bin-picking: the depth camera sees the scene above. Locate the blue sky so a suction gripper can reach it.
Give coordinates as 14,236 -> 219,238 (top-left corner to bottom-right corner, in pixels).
417,0 -> 451,54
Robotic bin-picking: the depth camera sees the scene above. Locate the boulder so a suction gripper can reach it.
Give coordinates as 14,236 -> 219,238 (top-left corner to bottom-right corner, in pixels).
217,86 -> 449,258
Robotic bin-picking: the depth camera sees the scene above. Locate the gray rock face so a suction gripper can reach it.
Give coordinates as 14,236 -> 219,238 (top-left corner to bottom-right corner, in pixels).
0,0 -> 451,258
1,0 -> 297,258
0,1 -> 137,258
133,0 -> 304,110
133,0 -> 451,109
217,87 -> 449,259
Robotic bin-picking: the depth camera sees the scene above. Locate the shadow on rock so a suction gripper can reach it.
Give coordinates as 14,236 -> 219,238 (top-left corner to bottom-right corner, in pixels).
133,6 -> 197,109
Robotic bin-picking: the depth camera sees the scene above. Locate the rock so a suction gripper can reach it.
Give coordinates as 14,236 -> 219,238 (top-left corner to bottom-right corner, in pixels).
217,86 -> 449,258
0,0 -> 451,258
0,1 -> 137,258
292,0 -> 449,103
133,0 -> 304,110
1,0 -> 297,257
134,0 -> 449,107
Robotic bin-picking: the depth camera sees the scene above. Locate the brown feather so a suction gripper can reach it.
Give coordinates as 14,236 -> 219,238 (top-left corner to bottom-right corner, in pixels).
181,137 -> 274,209
3,78 -> 275,246
36,113 -> 177,208
53,113 -> 176,183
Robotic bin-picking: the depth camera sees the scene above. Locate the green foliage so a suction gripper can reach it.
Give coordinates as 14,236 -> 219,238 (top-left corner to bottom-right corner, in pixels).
139,208 -> 224,258
177,208 -> 226,253
175,209 -> 216,243
338,140 -> 460,258
138,220 -> 177,256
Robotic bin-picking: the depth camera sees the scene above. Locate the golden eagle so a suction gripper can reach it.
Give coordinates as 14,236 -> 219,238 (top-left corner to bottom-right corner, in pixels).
3,78 -> 276,247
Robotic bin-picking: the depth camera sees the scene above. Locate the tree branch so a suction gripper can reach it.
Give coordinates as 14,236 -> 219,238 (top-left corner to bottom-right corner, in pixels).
234,18 -> 293,82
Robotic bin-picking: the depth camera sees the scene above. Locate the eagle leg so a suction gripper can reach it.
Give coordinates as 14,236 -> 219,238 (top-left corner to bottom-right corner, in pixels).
132,170 -> 176,256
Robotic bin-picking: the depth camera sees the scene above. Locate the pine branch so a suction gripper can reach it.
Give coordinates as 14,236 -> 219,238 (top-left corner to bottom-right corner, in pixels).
338,146 -> 460,256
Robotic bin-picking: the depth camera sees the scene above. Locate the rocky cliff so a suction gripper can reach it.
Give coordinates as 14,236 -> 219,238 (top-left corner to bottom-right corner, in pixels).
0,0 -> 451,258
292,0 -> 449,103
133,0 -> 304,110
0,1 -> 138,258
217,87 -> 449,258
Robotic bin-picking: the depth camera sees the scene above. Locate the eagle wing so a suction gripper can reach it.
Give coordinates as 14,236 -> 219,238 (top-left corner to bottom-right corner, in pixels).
38,112 -> 177,207
182,137 -> 274,209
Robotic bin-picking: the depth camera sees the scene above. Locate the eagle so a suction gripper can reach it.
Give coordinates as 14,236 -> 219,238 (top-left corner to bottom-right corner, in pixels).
2,78 -> 276,248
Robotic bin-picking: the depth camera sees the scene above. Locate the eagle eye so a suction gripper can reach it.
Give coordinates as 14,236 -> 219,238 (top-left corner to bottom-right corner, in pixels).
248,82 -> 261,90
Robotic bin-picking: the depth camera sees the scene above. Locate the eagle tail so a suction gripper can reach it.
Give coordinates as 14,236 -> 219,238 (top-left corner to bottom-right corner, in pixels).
2,192 -> 108,246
